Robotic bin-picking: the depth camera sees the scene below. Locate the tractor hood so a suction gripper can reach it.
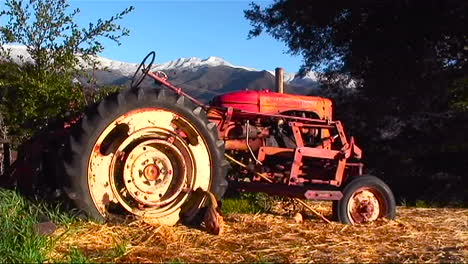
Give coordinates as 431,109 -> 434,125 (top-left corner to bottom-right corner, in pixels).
211,90 -> 333,120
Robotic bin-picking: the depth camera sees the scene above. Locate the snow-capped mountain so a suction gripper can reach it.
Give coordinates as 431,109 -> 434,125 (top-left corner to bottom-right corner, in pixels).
96,54 -> 258,77
1,45 -> 320,101
153,56 -> 257,72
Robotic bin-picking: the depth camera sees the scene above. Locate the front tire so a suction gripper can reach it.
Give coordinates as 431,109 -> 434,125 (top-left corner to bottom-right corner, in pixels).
62,87 -> 228,225
333,175 -> 396,224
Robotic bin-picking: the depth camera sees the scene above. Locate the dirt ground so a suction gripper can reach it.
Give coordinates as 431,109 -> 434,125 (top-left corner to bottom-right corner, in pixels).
49,203 -> 467,263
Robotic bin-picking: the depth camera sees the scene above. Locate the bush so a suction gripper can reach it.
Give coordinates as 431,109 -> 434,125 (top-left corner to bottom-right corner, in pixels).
0,0 -> 133,144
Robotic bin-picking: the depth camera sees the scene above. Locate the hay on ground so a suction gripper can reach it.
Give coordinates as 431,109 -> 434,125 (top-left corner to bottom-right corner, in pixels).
48,202 -> 468,263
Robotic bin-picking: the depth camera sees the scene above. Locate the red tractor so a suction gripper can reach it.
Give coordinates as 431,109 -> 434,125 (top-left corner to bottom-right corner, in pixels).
6,52 -> 396,226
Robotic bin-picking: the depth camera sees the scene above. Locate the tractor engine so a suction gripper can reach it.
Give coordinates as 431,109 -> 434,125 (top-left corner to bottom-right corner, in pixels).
208,90 -> 354,187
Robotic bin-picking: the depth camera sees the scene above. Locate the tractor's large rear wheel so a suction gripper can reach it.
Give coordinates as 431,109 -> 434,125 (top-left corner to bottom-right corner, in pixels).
62,87 -> 228,225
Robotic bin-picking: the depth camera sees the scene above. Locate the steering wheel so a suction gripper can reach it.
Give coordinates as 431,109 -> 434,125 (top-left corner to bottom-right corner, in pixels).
130,51 -> 156,89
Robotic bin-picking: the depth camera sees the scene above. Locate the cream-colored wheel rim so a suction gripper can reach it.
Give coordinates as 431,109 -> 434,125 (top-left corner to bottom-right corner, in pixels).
87,108 -> 212,225
347,187 -> 384,224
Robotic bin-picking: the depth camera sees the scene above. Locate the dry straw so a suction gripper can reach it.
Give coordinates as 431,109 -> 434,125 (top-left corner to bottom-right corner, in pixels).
49,202 -> 467,263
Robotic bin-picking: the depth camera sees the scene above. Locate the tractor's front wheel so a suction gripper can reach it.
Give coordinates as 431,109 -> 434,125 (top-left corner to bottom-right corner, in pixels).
333,175 -> 396,224
62,87 -> 228,225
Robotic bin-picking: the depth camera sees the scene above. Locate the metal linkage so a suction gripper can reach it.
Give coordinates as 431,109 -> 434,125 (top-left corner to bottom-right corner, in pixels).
147,71 -> 208,109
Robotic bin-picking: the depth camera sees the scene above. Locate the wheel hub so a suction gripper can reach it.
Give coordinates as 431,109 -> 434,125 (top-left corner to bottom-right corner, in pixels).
143,164 -> 160,181
348,189 -> 380,223
121,139 -> 186,207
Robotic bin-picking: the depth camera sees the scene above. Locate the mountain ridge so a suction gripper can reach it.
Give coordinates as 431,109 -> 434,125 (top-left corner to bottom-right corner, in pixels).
1,45 -> 320,101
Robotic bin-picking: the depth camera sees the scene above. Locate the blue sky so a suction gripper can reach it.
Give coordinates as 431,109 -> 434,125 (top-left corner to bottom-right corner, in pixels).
68,0 -> 303,71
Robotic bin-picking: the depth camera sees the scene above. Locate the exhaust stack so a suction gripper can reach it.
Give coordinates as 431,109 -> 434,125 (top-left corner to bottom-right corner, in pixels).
275,67 -> 284,94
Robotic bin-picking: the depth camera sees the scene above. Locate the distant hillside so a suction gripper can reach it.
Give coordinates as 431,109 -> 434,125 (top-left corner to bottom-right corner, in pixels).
2,45 -> 320,102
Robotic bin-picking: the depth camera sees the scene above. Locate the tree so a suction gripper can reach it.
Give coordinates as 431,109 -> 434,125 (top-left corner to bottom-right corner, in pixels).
245,0 -> 468,204
0,0 -> 133,141
245,0 -> 467,113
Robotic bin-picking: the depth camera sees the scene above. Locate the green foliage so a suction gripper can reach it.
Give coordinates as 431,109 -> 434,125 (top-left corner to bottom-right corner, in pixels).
222,192 -> 274,214
88,84 -> 122,104
0,0 -> 133,142
0,62 -> 85,140
415,200 -> 432,208
246,1 -> 467,112
245,1 -> 466,74
450,76 -> 468,112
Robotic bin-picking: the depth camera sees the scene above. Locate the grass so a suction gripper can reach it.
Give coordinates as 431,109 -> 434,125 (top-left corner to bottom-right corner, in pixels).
399,197 -> 467,208
0,188 -> 49,263
0,188 -> 85,263
111,237 -> 129,258
66,247 -> 89,263
221,192 -> 274,214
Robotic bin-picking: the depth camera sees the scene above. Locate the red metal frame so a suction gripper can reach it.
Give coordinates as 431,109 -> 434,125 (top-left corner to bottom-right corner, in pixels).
256,120 -> 362,188
146,70 -> 364,200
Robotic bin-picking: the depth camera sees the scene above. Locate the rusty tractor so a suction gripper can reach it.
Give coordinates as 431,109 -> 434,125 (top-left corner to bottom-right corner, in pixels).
5,51 -> 396,226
